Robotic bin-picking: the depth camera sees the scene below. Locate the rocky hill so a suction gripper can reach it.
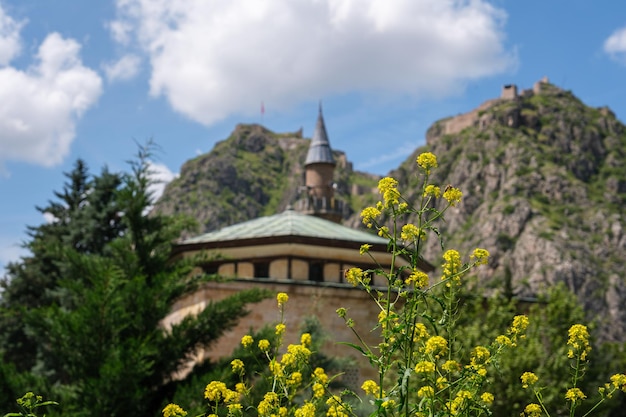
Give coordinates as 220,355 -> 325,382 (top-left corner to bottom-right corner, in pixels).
155,81 -> 626,341
390,81 -> 626,341
154,124 -> 380,237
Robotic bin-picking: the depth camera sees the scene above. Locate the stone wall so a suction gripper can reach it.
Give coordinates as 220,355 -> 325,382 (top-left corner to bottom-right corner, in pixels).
163,279 -> 385,386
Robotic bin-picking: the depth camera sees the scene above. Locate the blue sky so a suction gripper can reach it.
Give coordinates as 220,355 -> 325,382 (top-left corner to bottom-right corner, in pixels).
1,0 -> 626,272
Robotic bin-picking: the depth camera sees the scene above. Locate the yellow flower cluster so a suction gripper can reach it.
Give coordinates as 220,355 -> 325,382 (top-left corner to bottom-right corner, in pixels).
415,361 -> 436,374
378,177 -> 400,207
417,386 -> 434,398
417,152 -> 438,172
257,392 -> 279,417
275,323 -> 286,335
361,380 -> 379,396
443,186 -> 463,206
204,381 -> 237,403
241,335 -> 253,348
470,346 -> 491,365
258,339 -> 270,352
326,395 -> 350,417
294,402 -> 316,417
345,267 -> 363,286
300,332 -> 312,347
359,243 -> 371,255
231,359 -> 244,374
424,335 -> 448,358
277,292 -> 289,307
423,184 -> 441,198
471,248 -> 490,265
401,223 -> 424,241
567,324 -> 591,360
406,269 -> 429,288
521,372 -> 539,389
360,206 -> 381,228
441,360 -> 461,373
523,403 -> 542,417
611,374 -> 626,392
480,392 -> 494,405
163,404 -> 187,417
441,249 -> 462,285
565,388 -> 586,402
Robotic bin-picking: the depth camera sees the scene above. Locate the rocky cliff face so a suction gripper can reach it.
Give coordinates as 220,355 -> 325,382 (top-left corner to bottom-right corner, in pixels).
153,124 -> 379,237
390,82 -> 626,341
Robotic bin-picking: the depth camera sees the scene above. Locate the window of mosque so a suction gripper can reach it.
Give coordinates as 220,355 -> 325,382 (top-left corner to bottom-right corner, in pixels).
309,261 -> 324,282
254,262 -> 270,279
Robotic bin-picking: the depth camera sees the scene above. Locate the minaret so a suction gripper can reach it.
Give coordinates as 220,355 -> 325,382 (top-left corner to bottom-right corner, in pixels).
300,104 -> 343,222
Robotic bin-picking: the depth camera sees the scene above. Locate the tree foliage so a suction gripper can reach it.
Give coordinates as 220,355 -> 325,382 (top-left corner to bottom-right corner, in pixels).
0,145 -> 270,416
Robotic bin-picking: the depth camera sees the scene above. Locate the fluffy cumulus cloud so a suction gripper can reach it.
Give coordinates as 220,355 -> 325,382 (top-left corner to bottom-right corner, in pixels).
0,5 -> 102,168
103,53 -> 141,82
604,26 -> 626,62
111,0 -> 514,126
148,161 -> 178,202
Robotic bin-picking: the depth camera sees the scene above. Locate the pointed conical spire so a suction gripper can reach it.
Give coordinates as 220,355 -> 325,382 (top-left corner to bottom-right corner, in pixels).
305,103 -> 335,166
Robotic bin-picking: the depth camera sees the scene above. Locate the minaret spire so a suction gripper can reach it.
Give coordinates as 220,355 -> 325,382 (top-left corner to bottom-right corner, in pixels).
297,103 -> 343,223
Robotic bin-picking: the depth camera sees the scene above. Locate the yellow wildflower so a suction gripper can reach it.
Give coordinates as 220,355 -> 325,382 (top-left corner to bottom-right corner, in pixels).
413,323 -> 430,340
524,403 -> 542,417
417,152 -> 438,172
567,324 -> 591,360
496,335 -> 512,346
509,315 -> 530,336
424,335 -> 448,358
471,346 -> 491,364
231,359 -> 244,374
289,371 -> 303,386
521,372 -> 538,388
227,403 -> 242,414
269,360 -> 283,376
441,360 -> 461,373
423,184 -> 441,198
565,388 -> 586,402
378,177 -> 400,207
235,382 -> 246,394
241,335 -> 254,348
360,206 -> 381,228
414,361 -> 436,374
406,269 -> 429,288
610,374 -> 626,392
257,392 -> 279,417
359,244 -> 372,255
277,292 -> 289,306
258,339 -> 270,352
436,377 -> 448,389
314,367 -> 329,384
481,392 -> 494,405
471,248 -> 490,265
301,332 -> 312,347
275,323 -> 286,335
361,380 -> 379,396
401,223 -> 425,241
441,249 -> 462,284
417,386 -> 434,398
443,186 -> 463,206
204,381 -> 228,402
295,403 -> 316,417
345,268 -> 363,286
163,404 -> 187,417
312,382 -> 325,398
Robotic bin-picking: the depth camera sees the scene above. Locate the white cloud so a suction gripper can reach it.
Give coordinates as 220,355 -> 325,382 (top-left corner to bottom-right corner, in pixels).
604,26 -> 626,62
0,4 -> 102,168
0,236 -> 26,272
110,0 -> 514,126
148,161 -> 178,202
103,53 -> 141,82
0,4 -> 22,66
